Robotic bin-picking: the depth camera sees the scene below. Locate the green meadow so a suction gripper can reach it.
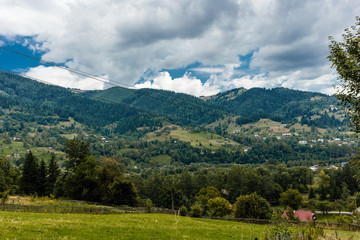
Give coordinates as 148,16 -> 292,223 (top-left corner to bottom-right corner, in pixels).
0,211 -> 358,240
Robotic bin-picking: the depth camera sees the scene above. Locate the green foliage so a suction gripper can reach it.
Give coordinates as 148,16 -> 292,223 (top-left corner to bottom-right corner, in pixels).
38,159 -> 47,196
179,205 -> 188,216
233,192 -> 271,219
0,156 -> 17,194
317,201 -> 332,215
20,151 -> 40,195
64,156 -> 100,202
264,226 -> 326,240
97,157 -> 125,203
196,186 -> 221,207
46,154 -> 60,196
284,206 -> 296,221
145,199 -> 153,213
109,178 -> 138,206
279,189 -> 303,210
64,138 -> 90,170
328,16 -> 360,134
190,201 -> 203,218
207,197 -> 231,217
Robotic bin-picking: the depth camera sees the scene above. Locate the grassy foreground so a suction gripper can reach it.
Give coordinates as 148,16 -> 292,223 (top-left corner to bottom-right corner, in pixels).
0,211 -> 358,240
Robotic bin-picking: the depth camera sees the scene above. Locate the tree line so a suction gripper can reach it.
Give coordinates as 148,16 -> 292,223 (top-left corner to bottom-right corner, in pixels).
1,138 -> 359,219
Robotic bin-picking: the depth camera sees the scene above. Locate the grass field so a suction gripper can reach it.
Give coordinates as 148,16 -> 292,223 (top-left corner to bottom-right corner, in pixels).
0,140 -> 64,163
145,127 -> 239,149
0,211 -> 358,240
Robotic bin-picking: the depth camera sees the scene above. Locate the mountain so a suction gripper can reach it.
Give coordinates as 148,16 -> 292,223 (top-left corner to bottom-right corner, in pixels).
0,71 -> 346,137
0,71 -> 161,136
0,71 -> 356,168
91,87 -> 224,126
204,87 -> 341,127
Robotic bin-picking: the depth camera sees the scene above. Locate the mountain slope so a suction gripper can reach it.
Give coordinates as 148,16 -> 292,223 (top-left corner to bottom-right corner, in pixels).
92,87 -> 225,125
0,71 -> 160,135
205,87 -> 340,125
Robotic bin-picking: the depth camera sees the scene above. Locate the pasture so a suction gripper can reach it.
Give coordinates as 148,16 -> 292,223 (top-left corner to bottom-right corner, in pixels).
0,211 -> 358,239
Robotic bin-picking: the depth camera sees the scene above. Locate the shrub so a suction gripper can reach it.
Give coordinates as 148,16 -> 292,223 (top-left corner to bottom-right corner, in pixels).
279,189 -> 303,210
233,192 -> 271,219
207,197 -> 231,217
145,199 -> 152,213
179,206 -> 188,216
317,201 -> 331,215
190,202 -> 203,218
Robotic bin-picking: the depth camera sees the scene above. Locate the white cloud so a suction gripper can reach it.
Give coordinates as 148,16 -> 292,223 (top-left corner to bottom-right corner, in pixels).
190,67 -> 224,74
0,0 -> 359,95
135,71 -> 220,97
25,66 -> 107,90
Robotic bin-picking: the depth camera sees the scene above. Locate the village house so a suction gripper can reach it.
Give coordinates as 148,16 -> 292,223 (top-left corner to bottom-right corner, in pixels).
309,165 -> 319,172
282,210 -> 315,222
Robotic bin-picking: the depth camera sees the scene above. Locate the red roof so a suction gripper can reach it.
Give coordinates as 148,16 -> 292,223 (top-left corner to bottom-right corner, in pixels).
282,210 -> 315,221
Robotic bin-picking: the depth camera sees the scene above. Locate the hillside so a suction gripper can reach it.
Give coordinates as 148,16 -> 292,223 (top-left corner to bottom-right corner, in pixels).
0,71 -> 357,169
92,87 -> 224,126
204,87 -> 343,129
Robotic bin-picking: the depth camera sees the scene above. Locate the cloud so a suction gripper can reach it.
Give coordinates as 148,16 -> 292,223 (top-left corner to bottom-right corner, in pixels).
0,0 -> 359,95
25,66 -> 107,90
135,71 -> 220,97
190,67 -> 224,74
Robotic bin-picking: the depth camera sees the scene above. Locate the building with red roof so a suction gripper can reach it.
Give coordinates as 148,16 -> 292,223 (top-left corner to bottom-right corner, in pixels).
282,210 -> 315,221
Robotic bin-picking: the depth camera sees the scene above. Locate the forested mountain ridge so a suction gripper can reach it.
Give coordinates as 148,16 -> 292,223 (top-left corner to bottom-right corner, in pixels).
92,87 -> 225,125
0,71 -> 348,138
0,71 -> 163,136
0,70 -> 358,171
204,87 -> 341,126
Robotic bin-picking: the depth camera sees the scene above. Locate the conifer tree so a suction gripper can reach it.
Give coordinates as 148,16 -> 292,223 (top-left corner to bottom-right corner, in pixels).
20,151 -> 39,195
38,159 -> 47,196
46,153 -> 60,196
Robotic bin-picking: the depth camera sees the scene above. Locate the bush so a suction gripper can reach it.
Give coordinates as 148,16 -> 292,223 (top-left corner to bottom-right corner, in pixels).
279,189 -> 303,210
207,197 -> 231,217
317,201 -> 331,215
145,199 -> 152,213
233,192 -> 271,219
190,202 -> 203,218
179,205 -> 188,216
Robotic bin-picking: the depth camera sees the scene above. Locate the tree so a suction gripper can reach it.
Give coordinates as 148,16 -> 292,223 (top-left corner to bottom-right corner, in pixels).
233,192 -> 271,219
64,138 -> 90,170
37,159 -> 47,196
207,197 -> 231,217
64,156 -> 100,202
20,151 -> 39,195
98,157 -> 125,203
196,186 -> 221,206
279,189 -> 303,210
109,178 -> 138,206
46,154 -> 60,195
328,16 -> 360,133
317,201 -> 331,215
0,157 -> 17,195
196,186 -> 221,215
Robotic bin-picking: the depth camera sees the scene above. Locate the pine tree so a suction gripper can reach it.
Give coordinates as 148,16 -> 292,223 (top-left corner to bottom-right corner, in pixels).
46,153 -> 60,195
38,159 -> 47,196
20,151 -> 39,195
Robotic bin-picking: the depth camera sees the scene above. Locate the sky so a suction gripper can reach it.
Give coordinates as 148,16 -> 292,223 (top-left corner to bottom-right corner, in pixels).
0,0 -> 359,97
